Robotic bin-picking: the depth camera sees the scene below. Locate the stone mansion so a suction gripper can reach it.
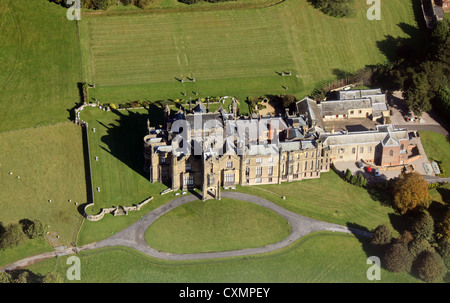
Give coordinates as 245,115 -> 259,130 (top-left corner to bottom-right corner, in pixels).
143,89 -> 410,200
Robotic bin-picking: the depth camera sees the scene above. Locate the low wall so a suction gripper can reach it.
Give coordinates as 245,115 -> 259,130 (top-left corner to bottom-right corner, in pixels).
84,197 -> 153,222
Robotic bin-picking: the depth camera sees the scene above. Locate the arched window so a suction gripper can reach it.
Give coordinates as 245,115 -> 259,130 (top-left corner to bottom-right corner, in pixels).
389,150 -> 394,156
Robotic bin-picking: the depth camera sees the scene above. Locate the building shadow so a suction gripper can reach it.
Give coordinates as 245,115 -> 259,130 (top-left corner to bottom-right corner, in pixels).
98,104 -> 165,179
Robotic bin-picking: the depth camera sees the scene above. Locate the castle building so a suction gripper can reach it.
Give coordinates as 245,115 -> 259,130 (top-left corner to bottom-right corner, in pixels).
144,91 -> 411,200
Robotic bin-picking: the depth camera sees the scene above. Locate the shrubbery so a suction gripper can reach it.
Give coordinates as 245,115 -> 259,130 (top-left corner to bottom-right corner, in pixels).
0,223 -> 27,250
47,0 -> 151,10
384,242 -> 413,273
371,224 -> 392,247
414,251 -> 447,283
370,209 -> 449,282
309,0 -> 354,18
178,0 -> 237,4
0,219 -> 47,250
343,169 -> 367,187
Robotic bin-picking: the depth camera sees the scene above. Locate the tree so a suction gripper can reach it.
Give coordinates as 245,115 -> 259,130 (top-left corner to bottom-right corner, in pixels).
13,271 -> 29,283
344,168 -> 352,182
23,219 -> 47,240
397,230 -> 414,245
355,174 -> 367,187
384,242 -> 413,273
431,19 -> 450,46
43,272 -> 63,283
0,223 -> 27,250
436,208 -> 450,241
402,72 -> 432,117
371,224 -> 392,246
414,251 -> 447,282
411,211 -> 435,242
409,238 -> 434,259
310,0 -> 354,17
437,240 -> 450,268
0,272 -> 12,283
279,95 -> 297,108
391,172 -> 430,214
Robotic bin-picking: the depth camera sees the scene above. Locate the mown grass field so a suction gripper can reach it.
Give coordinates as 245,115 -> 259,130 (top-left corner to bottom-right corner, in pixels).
0,0 -> 81,132
29,231 -> 420,283
145,198 -> 291,253
79,0 -> 419,104
0,123 -> 87,267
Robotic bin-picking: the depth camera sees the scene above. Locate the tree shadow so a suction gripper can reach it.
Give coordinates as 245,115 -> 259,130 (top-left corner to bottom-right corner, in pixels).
376,20 -> 428,64
388,212 -> 413,235
345,222 -> 378,258
436,187 -> 450,204
332,68 -> 355,80
7,269 -> 43,283
366,186 -> 391,207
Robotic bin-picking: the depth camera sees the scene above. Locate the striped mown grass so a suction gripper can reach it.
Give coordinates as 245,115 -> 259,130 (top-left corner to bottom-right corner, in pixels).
79,0 -> 420,103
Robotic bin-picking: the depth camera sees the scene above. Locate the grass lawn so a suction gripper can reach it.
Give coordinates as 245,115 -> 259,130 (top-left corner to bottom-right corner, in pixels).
418,130 -> 450,175
79,0 -> 420,104
236,171 -> 398,233
29,231 -> 421,283
76,106 -> 183,245
145,198 -> 291,253
0,0 -> 81,132
0,123 -> 87,267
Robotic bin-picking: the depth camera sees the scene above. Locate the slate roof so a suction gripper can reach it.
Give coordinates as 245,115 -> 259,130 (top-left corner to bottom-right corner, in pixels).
296,97 -> 323,128
319,99 -> 372,115
321,126 -> 408,147
246,144 -> 279,156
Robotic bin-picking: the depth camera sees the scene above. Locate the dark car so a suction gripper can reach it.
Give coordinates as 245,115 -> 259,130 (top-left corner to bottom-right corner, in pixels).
374,168 -> 380,177
356,161 -> 363,169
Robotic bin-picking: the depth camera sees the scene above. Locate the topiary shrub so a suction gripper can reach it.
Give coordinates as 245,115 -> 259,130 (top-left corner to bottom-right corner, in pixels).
412,211 -> 435,242
371,224 -> 392,247
384,242 -> 413,273
414,251 -> 447,282
409,238 -> 434,259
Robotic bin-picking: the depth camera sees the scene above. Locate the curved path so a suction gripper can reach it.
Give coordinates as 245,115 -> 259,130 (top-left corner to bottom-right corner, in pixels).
1,192 -> 371,271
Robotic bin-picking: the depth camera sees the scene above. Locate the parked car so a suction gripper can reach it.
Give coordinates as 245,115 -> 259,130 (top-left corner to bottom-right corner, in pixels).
374,168 -> 380,177
356,161 -> 363,169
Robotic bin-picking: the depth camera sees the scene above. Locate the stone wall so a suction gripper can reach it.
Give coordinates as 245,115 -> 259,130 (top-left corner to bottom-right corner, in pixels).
84,197 -> 153,222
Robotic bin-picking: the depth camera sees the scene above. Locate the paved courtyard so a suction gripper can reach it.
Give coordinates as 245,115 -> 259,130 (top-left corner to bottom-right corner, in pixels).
333,132 -> 436,182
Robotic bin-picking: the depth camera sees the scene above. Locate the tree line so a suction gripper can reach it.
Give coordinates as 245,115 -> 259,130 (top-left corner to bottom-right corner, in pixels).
178,0 -> 237,4
47,0 -> 151,10
370,172 -> 449,282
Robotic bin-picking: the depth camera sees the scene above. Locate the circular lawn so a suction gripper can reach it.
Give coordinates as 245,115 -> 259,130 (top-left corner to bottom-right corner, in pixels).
145,198 -> 291,254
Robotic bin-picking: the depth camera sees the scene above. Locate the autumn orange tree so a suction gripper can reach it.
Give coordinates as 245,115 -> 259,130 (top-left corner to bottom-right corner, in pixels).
392,172 -> 430,214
